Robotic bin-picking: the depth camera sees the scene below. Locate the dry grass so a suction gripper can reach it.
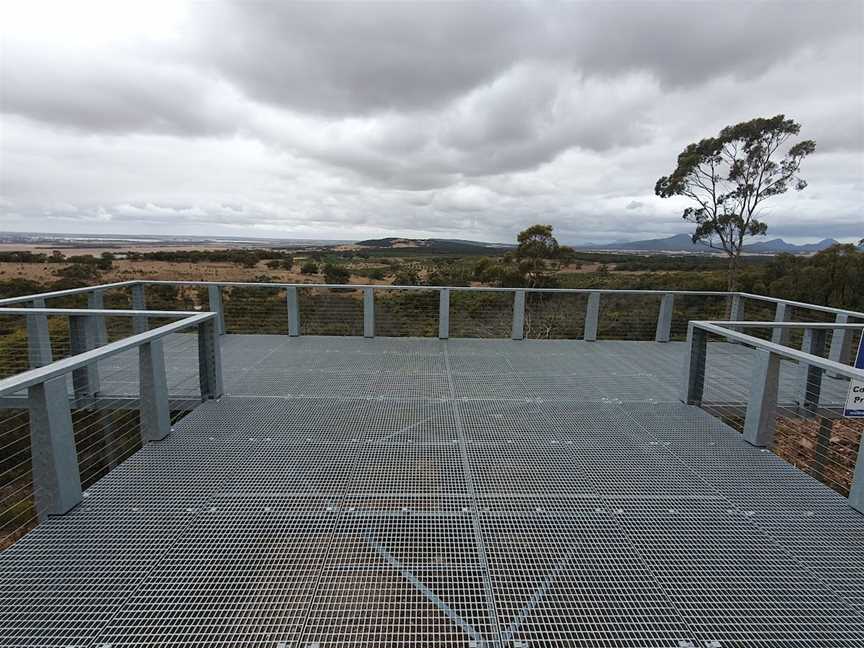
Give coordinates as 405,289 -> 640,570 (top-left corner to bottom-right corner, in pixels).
0,260 -> 396,286
773,415 -> 863,495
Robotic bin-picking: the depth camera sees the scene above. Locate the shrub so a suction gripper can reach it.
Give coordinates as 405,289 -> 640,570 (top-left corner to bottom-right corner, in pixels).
323,264 -> 351,285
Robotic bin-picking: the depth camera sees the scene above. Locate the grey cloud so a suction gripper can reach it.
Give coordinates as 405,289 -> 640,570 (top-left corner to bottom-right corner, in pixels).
191,1 -> 861,117
0,1 -> 862,242
191,2 -> 529,116
0,52 -> 243,136
541,2 -> 861,89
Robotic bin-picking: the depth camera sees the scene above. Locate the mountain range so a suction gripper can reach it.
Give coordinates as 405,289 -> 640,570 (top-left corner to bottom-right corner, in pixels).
575,234 -> 844,254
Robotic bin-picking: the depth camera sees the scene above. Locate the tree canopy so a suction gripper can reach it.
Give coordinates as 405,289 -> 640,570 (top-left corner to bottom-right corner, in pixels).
508,224 -> 575,288
655,114 -> 815,289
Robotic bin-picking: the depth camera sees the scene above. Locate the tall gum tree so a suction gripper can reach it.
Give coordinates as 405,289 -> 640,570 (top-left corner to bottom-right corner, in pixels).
655,115 -> 815,290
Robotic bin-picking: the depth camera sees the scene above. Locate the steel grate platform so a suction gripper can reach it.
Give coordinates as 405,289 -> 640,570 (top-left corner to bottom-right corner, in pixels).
0,336 -> 862,646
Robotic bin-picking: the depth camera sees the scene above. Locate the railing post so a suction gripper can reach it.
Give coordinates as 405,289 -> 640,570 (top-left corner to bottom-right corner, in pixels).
87,289 -> 109,347
207,285 -> 225,336
439,288 -> 450,340
655,293 -> 674,342
26,298 -> 52,368
28,377 -> 82,518
680,324 -> 707,405
363,287 -> 375,338
797,327 -> 826,414
584,292 -> 600,342
828,313 -> 852,377
771,302 -> 791,345
511,290 -> 525,341
850,438 -> 864,514
139,340 -> 171,442
69,314 -> 101,402
131,284 -> 148,335
287,286 -> 300,337
742,348 -> 780,447
198,318 -> 223,400
729,294 -> 745,331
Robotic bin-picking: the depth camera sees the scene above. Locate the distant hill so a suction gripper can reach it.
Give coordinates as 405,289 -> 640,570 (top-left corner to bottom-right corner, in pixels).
355,237 -> 513,254
576,234 -> 844,255
742,238 -> 839,253
575,234 -> 710,253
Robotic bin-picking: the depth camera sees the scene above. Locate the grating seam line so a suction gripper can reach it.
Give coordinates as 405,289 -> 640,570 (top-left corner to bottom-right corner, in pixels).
444,340 -> 503,648
290,462 -> 357,645
86,506 -> 206,648
620,403 -> 864,622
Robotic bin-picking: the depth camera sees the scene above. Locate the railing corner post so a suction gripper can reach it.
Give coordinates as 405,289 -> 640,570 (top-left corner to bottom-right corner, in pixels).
139,339 -> 171,442
680,324 -> 707,405
798,327 -> 826,414
828,313 -> 852,378
438,288 -> 450,340
742,348 -> 780,447
771,302 -> 791,345
655,293 -> 674,343
287,286 -> 300,337
511,289 -> 525,341
69,314 -> 101,402
131,283 -> 148,335
850,440 -> 864,514
729,294 -> 745,331
584,292 -> 600,342
87,288 -> 109,347
28,377 -> 82,518
198,318 -> 223,400
26,298 -> 53,368
207,285 -> 225,336
363,287 -> 375,338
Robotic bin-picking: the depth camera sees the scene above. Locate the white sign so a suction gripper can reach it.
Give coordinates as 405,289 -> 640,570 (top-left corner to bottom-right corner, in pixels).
844,335 -> 864,418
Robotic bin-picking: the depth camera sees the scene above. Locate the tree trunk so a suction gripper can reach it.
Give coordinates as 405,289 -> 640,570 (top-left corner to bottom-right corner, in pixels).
727,254 -> 739,292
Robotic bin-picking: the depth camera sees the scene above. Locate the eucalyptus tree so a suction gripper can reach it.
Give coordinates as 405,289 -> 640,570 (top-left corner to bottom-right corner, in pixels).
656,115 -> 815,290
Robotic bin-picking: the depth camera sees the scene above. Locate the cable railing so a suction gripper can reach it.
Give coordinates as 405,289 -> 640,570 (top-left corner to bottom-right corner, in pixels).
2,279 -> 862,550
0,307 -> 221,550
682,320 -> 864,512
4,280 -> 860,346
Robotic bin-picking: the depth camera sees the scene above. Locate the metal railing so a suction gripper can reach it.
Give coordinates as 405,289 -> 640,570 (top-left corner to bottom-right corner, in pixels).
682,320 -> 864,512
2,279 -> 862,547
0,307 -> 222,549
1,279 -> 860,347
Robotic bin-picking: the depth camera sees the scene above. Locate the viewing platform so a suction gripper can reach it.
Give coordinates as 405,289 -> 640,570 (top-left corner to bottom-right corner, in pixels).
0,281 -> 862,646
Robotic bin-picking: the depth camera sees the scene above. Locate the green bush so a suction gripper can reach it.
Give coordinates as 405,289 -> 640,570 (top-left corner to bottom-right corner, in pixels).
323,264 -> 351,285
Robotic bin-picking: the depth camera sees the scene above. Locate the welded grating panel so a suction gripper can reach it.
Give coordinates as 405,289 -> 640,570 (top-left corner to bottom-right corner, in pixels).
222,442 -> 359,495
575,446 -> 718,499
467,443 -> 597,497
479,504 -> 696,647
2,335 -> 863,646
613,499 -> 864,647
457,400 -> 635,443
0,504 -> 196,646
95,496 -> 338,647
300,505 -> 498,647
744,503 -> 864,613
347,443 -> 468,496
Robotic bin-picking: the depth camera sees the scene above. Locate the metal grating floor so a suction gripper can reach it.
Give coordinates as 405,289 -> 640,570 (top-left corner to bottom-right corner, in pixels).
1,336 -> 862,646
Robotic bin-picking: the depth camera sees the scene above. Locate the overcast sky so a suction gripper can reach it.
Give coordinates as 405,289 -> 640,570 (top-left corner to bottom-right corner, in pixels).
1,1 -> 862,244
